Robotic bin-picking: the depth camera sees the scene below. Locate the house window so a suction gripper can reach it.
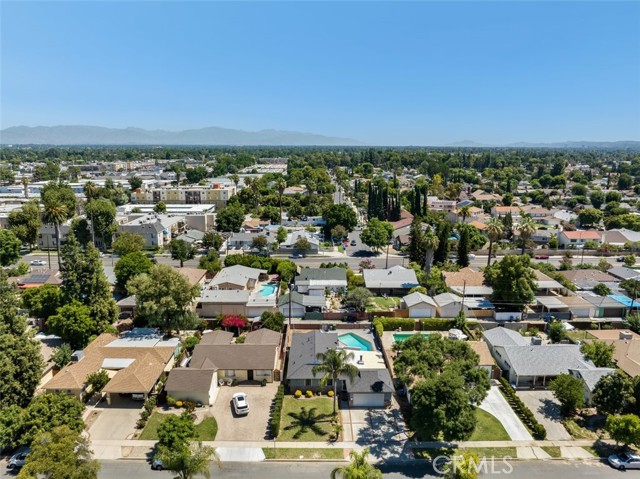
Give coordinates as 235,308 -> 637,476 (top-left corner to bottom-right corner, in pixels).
224,370 -> 236,378
304,379 -> 312,387
326,379 -> 333,386
255,370 -> 271,378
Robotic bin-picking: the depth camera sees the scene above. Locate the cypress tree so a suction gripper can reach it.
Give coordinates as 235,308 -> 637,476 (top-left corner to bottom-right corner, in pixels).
457,226 -> 470,267
434,222 -> 451,264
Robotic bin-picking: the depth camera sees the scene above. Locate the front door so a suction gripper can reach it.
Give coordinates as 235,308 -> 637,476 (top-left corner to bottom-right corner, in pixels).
248,370 -> 254,381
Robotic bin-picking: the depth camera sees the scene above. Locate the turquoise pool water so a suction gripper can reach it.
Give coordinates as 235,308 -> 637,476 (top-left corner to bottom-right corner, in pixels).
338,333 -> 373,351
393,332 -> 430,343
259,284 -> 277,296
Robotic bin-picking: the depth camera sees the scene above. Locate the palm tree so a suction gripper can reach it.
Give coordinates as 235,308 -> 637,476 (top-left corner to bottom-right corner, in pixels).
517,216 -> 537,255
42,196 -> 68,270
423,232 -> 439,275
158,442 -> 220,479
312,349 -> 359,414
229,174 -> 239,190
275,177 -> 287,224
21,176 -> 29,199
331,448 -> 382,479
458,205 -> 471,224
83,181 -> 98,200
485,218 -> 504,268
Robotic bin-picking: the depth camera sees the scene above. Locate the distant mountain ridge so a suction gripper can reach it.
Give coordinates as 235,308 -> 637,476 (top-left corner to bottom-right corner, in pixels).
0,125 -> 365,146
448,140 -> 640,149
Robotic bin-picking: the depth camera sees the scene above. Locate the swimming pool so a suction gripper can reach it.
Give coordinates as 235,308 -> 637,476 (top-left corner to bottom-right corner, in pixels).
338,333 -> 373,351
259,284 -> 277,296
393,332 -> 430,343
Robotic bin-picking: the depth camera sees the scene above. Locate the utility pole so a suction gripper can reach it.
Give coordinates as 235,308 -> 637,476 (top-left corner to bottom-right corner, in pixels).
460,279 -> 467,315
46,232 -> 51,270
288,280 -> 293,331
385,243 -> 390,269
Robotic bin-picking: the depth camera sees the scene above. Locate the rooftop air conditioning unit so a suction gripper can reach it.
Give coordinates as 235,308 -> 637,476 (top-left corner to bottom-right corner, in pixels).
71,350 -> 85,362
620,331 -> 634,340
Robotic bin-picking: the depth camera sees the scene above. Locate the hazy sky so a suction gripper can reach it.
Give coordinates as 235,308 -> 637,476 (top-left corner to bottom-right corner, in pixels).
2,1 -> 639,145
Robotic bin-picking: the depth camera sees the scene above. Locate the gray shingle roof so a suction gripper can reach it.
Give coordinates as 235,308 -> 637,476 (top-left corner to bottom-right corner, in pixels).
363,266 -> 419,289
244,328 -> 281,345
348,369 -> 394,394
483,327 -> 529,347
569,368 -> 615,392
199,289 -> 251,304
210,265 -> 266,287
199,330 -> 234,345
608,266 -> 640,281
286,331 -> 339,380
278,291 -> 326,308
297,268 -> 347,283
498,344 -> 594,377
402,292 -> 436,308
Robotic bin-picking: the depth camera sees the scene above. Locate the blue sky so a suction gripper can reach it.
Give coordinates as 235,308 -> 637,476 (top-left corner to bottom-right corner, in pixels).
2,1 -> 639,145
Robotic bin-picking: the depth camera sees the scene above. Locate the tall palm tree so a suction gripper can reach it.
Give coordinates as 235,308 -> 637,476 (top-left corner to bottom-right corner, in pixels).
423,232 -> 439,275
42,196 -> 68,270
158,442 -> 220,479
517,216 -> 537,255
485,218 -> 504,268
21,176 -> 29,199
458,205 -> 471,224
83,181 -> 99,200
331,448 -> 382,479
229,174 -> 239,190
275,177 -> 287,224
312,349 -> 359,414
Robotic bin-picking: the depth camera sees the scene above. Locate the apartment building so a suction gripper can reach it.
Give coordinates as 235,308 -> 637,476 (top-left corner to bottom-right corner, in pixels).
130,184 -> 236,210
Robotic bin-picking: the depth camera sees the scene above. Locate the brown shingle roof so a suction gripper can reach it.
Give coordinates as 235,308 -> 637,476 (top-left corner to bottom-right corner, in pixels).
559,270 -> 617,283
469,341 -> 494,366
443,267 -> 485,287
165,368 -> 217,392
190,344 -> 278,370
178,267 -> 207,286
199,330 -> 234,345
244,328 -> 281,345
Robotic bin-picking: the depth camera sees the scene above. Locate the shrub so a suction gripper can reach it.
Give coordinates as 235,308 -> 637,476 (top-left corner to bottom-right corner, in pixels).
270,384 -> 285,438
376,318 -> 415,331
183,401 -> 196,413
498,378 -> 547,439
328,390 -> 335,397
372,318 -> 384,337
305,390 -> 313,398
418,318 -> 456,331
167,395 -> 176,407
294,390 -> 302,398
176,400 -> 183,408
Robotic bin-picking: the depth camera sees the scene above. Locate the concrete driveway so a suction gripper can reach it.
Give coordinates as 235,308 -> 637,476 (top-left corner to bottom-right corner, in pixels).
212,383 -> 278,441
516,390 -> 571,440
87,401 -> 142,440
479,387 -> 532,440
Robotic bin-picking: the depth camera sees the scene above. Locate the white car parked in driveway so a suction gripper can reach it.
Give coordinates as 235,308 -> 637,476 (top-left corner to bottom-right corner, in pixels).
232,392 -> 249,416
30,260 -> 46,266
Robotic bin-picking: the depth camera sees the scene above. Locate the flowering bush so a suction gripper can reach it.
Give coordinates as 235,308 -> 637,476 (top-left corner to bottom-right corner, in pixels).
306,390 -> 313,398
221,314 -> 248,330
294,390 -> 302,398
327,390 -> 335,397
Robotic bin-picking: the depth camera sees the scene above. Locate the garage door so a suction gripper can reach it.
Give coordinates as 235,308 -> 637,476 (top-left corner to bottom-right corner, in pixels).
352,393 -> 385,407
411,309 -> 432,318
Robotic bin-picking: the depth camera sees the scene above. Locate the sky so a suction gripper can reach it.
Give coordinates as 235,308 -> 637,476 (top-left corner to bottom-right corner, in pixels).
1,1 -> 639,145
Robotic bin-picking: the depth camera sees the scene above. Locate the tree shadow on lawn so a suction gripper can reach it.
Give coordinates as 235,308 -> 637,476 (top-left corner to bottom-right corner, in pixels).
284,406 -> 333,440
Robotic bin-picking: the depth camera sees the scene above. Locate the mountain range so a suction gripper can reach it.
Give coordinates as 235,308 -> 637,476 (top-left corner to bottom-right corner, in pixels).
0,125 -> 364,146
448,140 -> 640,149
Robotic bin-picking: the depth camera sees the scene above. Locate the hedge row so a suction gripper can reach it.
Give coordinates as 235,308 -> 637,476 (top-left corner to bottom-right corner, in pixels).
499,378 -> 547,440
418,319 -> 456,331
372,317 -> 457,333
270,384 -> 285,438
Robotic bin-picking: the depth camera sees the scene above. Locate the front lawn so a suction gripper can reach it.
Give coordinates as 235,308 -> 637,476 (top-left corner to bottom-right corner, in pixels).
278,397 -> 335,442
138,412 -> 218,441
263,448 -> 345,460
469,409 -> 510,441
366,296 -> 402,312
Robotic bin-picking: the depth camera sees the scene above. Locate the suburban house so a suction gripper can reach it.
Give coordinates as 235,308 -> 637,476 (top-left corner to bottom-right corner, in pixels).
443,267 -> 492,297
579,293 -> 628,318
468,341 -> 495,378
401,292 -> 437,318
295,268 -> 347,295
568,368 -> 616,406
277,230 -> 320,254
557,230 -> 602,248
43,329 -> 179,404
164,369 -> 218,406
363,266 -> 419,296
584,330 -> 640,377
278,291 -> 326,318
186,328 -> 281,384
286,330 -> 393,407
433,292 -> 495,319
209,265 -> 267,290
197,288 -> 277,317
558,269 -> 619,292
15,269 -> 62,289
484,327 -> 596,387
117,214 -> 183,249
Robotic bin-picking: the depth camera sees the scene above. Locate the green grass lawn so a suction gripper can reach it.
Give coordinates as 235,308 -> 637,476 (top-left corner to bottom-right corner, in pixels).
469,409 -> 511,441
138,412 -> 218,441
541,446 -> 561,458
461,447 -> 518,459
263,448 -> 345,460
562,418 -> 598,440
566,330 -> 597,343
278,397 -> 335,442
366,296 -> 402,311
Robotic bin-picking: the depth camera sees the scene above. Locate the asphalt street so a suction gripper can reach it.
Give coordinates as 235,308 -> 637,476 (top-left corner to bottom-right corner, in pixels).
0,459 -> 621,479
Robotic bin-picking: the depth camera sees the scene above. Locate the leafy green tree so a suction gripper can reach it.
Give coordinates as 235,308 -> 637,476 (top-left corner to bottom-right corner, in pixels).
593,283 -> 612,296
198,250 -> 222,275
154,201 -> 167,214
276,260 -> 296,282
293,237 -> 312,251
323,204 -> 357,235
444,451 -> 481,479
86,370 -> 110,394
112,232 -> 146,256
158,411 -> 196,449
606,414 -> 640,447
215,204 -> 245,232
128,176 -> 143,190
85,198 -> 117,249
457,226 -> 470,267
485,255 -> 536,310
485,217 -> 504,267
21,284 -> 63,319
434,221 -> 451,264
0,271 -> 44,409
343,287 -> 373,312
276,226 -> 288,244
18,425 -> 99,479
8,200 -> 42,249
114,251 -> 153,291
578,208 -> 603,228
275,176 -> 287,224
202,232 -> 223,251
185,166 -> 208,184
548,321 -> 567,343
0,165 -> 15,185
156,441 -> 220,479
21,393 -> 85,446
170,239 -> 196,267
312,349 -> 359,414
580,340 -> 615,367
624,254 -> 637,267
360,218 -> 393,252
516,216 -> 537,255
549,374 -> 584,416
52,343 -> 73,370
0,229 -> 21,266
260,311 -> 285,332
330,448 -> 382,479
592,371 -> 635,416
46,302 -> 94,349
252,235 -> 268,250
589,191 -> 605,210
330,225 -> 347,241
0,405 -> 25,450
127,264 -> 199,335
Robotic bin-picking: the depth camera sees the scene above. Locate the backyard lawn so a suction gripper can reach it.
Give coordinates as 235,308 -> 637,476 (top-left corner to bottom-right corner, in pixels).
366,296 -> 402,312
138,412 -> 218,441
566,330 -> 597,343
278,397 -> 335,442
469,409 -> 510,441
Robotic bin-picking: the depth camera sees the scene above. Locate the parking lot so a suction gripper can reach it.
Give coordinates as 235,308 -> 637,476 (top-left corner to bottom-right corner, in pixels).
212,382 -> 278,441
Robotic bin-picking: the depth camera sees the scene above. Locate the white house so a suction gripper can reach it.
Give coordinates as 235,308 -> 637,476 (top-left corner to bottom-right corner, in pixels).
401,292 -> 437,318
164,369 -> 218,406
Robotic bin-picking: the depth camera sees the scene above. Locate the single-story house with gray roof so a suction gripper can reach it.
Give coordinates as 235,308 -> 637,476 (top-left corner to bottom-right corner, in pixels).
363,266 -> 419,295
401,292 -> 437,318
165,368 -> 218,406
278,291 -> 326,318
568,367 -> 616,406
296,268 -> 347,295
